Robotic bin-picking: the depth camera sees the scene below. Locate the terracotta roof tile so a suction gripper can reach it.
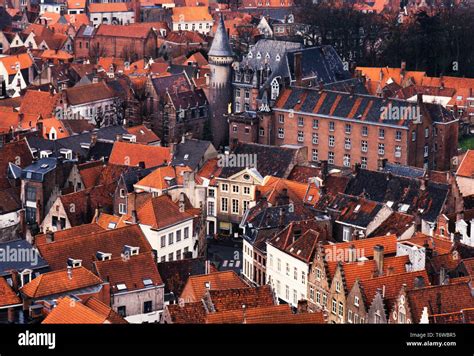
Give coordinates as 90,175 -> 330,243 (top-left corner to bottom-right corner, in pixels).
407,280 -> 474,323
206,285 -> 274,312
109,141 -> 171,168
0,53 -> 34,75
126,125 -> 160,144
64,81 -> 116,106
0,277 -> 21,307
94,252 -> 163,294
135,195 -> 193,229
171,7 -> 212,22
35,223 -> 105,245
456,150 -> 474,178
88,2 -> 131,12
180,271 -> 247,302
20,266 -> 104,298
36,225 -> 152,271
134,165 -> 191,191
408,233 -> 454,255
166,302 -> 207,323
19,90 -> 59,118
42,296 -> 110,324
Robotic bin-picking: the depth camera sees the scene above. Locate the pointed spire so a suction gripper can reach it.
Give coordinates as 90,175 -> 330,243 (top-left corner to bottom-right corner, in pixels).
208,13 -> 233,58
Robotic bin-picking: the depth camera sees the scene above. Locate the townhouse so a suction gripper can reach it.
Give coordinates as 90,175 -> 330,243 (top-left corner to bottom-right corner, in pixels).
0,53 -> 36,98
266,219 -> 331,307
215,142 -> 307,235
134,194 -> 197,263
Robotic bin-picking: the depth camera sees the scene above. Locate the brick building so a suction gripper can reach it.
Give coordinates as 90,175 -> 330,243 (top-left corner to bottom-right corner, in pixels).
234,87 -> 458,171
74,24 -> 157,61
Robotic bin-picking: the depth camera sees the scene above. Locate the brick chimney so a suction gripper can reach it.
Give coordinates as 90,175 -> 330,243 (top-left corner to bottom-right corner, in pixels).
374,245 -> 384,276
294,51 -> 302,86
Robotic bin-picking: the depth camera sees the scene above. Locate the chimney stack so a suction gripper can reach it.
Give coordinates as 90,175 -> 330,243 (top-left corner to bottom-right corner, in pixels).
374,245 -> 384,276
178,192 -> 185,213
294,52 -> 302,86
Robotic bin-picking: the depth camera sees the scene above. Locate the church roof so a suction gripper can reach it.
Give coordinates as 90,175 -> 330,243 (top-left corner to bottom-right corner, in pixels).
208,14 -> 233,58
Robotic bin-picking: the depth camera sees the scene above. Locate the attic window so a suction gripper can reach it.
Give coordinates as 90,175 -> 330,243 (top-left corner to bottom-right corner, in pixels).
184,154 -> 189,160
248,52 -> 253,58
67,258 -> 82,268
205,281 -> 211,289
276,54 -> 281,61
143,278 -> 153,286
297,250 -> 301,255
354,204 -> 361,213
256,52 -> 261,59
107,222 -> 117,229
123,245 -> 139,257
116,283 -> 127,291
386,201 -> 394,208
399,204 -> 410,213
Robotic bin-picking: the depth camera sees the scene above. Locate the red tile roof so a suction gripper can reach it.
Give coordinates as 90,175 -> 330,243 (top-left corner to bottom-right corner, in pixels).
257,176 -> 319,205
19,90 -> 59,118
206,285 -> 274,312
20,266 -> 104,298
109,141 -> 171,168
63,81 -> 116,106
36,225 -> 152,271
135,194 -> 193,229
171,7 -> 212,22
0,277 -> 21,307
42,296 -> 127,324
95,24 -> 153,39
408,233 -> 454,255
406,280 -> 474,323
35,223 -> 105,245
456,150 -> 474,178
93,252 -> 163,294
180,271 -> 247,302
134,165 -> 191,191
88,2 -> 131,12
0,53 -> 34,75
126,125 -> 160,144
166,302 -> 207,323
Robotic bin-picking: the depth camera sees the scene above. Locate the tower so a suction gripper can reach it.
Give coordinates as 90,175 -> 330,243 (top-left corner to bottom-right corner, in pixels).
207,14 -> 234,149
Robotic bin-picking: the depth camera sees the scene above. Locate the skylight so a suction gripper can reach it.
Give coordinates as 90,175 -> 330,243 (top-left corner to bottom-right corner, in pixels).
143,278 -> 153,286
116,283 -> 127,291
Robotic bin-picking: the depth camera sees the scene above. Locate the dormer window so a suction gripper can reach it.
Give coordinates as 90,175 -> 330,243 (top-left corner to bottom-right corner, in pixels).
256,52 -> 261,59
96,251 -> 112,261
123,245 -> 139,257
67,258 -> 82,268
19,269 -> 32,287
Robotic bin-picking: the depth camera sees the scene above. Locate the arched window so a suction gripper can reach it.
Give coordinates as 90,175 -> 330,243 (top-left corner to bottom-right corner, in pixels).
271,78 -> 279,100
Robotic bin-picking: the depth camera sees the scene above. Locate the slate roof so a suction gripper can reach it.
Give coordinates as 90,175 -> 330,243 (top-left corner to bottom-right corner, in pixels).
219,142 -> 300,178
242,202 -> 317,252
343,169 -> 450,222
157,257 -> 206,296
382,162 -> 425,179
21,158 -> 58,182
0,239 -> 48,276
150,73 -> 191,98
330,194 -> 385,228
286,46 -> 350,83
274,87 -> 455,127
171,139 -> 212,170
208,13 -> 233,58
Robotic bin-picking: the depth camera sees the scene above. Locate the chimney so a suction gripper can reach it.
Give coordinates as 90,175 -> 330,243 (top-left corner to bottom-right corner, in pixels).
138,161 -> 145,169
91,132 -> 97,147
297,300 -> 308,313
320,160 -> 328,182
373,245 -> 384,276
178,192 -> 185,213
439,266 -> 449,285
115,134 -> 122,142
414,276 -> 425,289
67,266 -> 72,280
46,231 -> 54,243
279,207 -> 285,226
348,244 -> 357,263
294,52 -> 302,85
401,60 -> 406,72
416,93 -> 423,104
131,210 -> 138,224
